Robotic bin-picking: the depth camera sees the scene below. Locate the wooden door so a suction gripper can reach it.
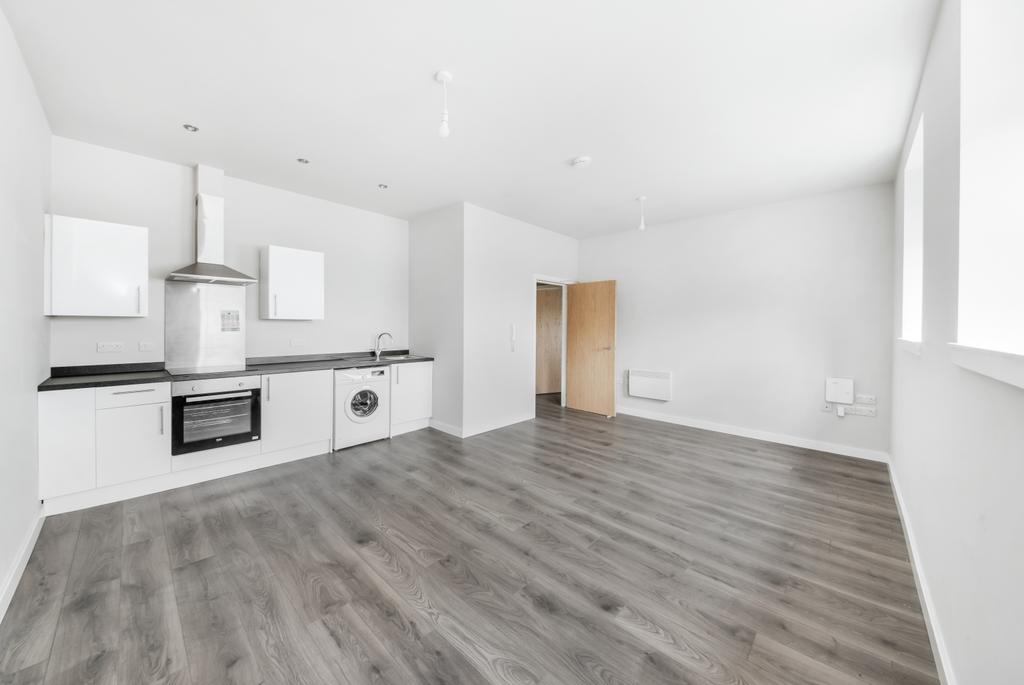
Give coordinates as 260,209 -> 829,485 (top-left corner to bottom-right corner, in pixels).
567,280 -> 616,416
535,287 -> 562,394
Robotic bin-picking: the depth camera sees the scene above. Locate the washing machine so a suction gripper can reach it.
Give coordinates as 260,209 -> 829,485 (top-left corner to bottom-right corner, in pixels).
334,366 -> 390,450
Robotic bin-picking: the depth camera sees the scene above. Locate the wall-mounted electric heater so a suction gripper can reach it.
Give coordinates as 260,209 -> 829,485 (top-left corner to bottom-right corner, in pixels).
627,369 -> 672,401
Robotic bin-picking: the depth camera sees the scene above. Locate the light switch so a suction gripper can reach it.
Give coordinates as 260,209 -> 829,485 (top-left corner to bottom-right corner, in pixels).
825,377 -> 854,404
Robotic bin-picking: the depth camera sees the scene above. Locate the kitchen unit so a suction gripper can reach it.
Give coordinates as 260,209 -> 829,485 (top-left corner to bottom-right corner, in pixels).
261,369 -> 333,454
96,383 -> 171,487
36,354 -> 433,514
39,381 -> 171,499
390,360 -> 434,436
44,214 -> 149,317
259,245 -> 326,320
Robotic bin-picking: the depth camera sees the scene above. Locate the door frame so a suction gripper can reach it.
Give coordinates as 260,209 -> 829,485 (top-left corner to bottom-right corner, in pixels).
532,274 -> 575,408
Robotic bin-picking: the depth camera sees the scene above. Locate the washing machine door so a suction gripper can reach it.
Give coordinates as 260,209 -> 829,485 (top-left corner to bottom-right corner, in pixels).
345,385 -> 381,423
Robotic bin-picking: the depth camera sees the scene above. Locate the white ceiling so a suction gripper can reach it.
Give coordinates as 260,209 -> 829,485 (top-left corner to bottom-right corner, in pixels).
3,0 -> 939,238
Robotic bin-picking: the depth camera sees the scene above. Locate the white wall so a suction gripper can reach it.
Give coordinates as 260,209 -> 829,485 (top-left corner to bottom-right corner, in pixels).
409,202 -> 578,437
579,185 -> 894,458
225,177 -> 407,357
48,137 -> 409,366
409,204 -> 465,433
462,204 -> 578,436
0,8 -> 50,617
891,1 -> 1024,682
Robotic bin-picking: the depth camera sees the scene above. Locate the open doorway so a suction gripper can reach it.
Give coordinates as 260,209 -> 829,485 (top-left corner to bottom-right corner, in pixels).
535,281 -> 566,407
533,278 -> 617,417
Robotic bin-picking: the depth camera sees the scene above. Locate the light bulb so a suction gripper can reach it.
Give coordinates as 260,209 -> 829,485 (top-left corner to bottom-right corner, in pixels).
435,71 -> 454,139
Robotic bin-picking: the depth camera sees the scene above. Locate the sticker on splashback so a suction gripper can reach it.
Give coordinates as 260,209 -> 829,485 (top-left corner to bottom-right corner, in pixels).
221,310 -> 240,332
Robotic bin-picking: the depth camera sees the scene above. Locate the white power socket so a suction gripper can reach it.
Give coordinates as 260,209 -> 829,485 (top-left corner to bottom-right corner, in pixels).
855,393 -> 877,405
138,341 -> 155,352
96,342 -> 124,353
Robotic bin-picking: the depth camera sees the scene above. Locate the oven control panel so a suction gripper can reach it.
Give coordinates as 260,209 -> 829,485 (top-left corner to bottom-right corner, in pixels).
172,375 -> 261,397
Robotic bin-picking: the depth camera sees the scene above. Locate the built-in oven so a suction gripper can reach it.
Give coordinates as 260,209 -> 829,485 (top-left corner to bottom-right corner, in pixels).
171,376 -> 261,455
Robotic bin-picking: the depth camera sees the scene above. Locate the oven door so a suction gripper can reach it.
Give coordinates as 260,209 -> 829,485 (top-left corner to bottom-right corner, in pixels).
172,389 -> 261,455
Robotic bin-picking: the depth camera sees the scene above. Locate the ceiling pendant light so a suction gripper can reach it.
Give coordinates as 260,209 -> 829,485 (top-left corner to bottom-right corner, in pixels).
636,196 -> 648,231
435,70 -> 453,138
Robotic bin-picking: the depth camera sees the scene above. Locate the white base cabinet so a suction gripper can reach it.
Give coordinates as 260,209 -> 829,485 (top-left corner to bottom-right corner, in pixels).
261,369 -> 334,453
96,402 -> 171,487
39,383 -> 171,498
39,388 -> 96,499
390,362 -> 433,436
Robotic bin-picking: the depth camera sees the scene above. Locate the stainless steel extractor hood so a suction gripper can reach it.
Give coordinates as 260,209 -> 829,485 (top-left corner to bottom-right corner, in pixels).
167,192 -> 257,285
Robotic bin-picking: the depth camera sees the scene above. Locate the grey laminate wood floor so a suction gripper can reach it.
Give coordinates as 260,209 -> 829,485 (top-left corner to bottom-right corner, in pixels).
1,396 -> 938,684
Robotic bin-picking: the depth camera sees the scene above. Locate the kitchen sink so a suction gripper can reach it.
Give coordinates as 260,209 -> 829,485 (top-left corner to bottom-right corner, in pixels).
382,354 -> 415,360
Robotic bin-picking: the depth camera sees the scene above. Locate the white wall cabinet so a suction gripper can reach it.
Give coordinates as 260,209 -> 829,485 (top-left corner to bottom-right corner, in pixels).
390,361 -> 433,436
38,388 -> 96,499
259,245 -> 325,320
260,369 -> 333,453
45,214 -> 149,317
96,401 -> 171,487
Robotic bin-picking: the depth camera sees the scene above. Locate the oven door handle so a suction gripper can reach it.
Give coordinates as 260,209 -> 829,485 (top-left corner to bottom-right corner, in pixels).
185,391 -> 253,403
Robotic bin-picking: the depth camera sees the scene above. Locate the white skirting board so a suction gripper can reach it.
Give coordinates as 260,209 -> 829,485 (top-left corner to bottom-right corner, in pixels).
616,406 -> 890,463
43,440 -> 332,516
888,464 -> 957,685
0,509 -> 44,625
462,414 -> 534,439
428,415 -> 534,440
428,419 -> 464,438
391,418 -> 431,437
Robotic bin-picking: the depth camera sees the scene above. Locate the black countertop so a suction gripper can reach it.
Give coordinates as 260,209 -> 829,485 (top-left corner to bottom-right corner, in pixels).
38,352 -> 434,391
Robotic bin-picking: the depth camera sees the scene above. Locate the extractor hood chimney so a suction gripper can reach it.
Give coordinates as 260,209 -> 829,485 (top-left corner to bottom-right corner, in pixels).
167,166 -> 257,285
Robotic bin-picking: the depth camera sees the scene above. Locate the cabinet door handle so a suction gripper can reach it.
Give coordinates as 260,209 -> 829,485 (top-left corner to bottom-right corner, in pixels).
266,377 -> 271,402
395,365 -> 400,385
137,285 -> 143,314
159,405 -> 164,435
273,294 -> 278,317
112,388 -> 155,395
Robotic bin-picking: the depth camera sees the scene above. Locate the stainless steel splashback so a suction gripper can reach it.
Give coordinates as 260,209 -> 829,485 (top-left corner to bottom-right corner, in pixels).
165,282 -> 247,372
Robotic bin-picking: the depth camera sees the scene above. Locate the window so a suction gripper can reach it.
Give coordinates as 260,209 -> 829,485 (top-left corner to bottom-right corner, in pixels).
958,0 -> 1024,355
901,117 -> 924,343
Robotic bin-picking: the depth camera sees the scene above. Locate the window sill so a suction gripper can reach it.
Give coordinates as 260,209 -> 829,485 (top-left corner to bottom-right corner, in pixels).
896,338 -> 923,356
949,343 -> 1024,391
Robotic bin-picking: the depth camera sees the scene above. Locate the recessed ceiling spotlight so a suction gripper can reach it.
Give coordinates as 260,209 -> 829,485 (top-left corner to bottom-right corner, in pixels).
296,158 -> 310,164
570,156 -> 592,168
377,183 -> 389,191
182,123 -> 199,132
